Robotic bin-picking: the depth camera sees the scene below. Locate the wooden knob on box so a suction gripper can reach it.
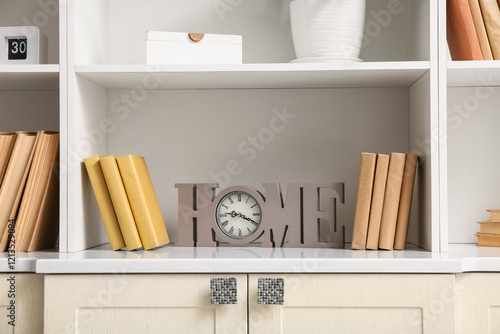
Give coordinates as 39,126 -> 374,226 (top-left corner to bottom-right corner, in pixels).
189,33 -> 205,42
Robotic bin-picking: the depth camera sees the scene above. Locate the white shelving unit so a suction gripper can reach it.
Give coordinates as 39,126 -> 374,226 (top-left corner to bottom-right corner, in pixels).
1,0 -> 498,270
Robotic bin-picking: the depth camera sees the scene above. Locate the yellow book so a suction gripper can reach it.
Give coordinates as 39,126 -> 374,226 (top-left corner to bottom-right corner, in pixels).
84,155 -> 125,251
117,155 -> 169,250
100,156 -> 142,251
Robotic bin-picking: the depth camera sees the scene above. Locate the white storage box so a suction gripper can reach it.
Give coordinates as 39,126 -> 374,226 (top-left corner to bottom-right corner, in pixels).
141,31 -> 242,65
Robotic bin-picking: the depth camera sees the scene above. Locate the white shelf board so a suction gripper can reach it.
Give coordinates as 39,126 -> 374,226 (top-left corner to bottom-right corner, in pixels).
0,65 -> 59,90
0,250 -> 60,272
36,243 -> 464,274
448,61 -> 500,87
75,62 -> 430,90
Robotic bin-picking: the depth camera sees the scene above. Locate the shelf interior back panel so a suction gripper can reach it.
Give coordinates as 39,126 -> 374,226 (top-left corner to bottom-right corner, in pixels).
74,0 -> 430,65
448,87 -> 500,243
75,87 -> 421,247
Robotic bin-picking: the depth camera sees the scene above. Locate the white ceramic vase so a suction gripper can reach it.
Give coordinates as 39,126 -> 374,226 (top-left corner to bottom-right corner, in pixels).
290,0 -> 366,62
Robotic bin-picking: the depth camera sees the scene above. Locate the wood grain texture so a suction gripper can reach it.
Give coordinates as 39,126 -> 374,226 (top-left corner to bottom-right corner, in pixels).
0,274 -> 44,334
45,274 -> 247,334
249,274 -> 455,334
456,273 -> 500,334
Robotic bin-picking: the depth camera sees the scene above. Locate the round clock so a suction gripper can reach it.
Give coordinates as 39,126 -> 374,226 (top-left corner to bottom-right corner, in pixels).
215,190 -> 263,240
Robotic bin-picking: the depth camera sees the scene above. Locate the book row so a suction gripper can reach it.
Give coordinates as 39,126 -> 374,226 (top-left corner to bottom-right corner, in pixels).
84,155 -> 170,251
476,209 -> 500,246
351,152 -> 418,251
448,0 -> 500,60
0,131 -> 59,252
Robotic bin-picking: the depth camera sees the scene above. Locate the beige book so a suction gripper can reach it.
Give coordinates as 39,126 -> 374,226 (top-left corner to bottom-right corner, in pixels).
378,153 -> 406,250
476,233 -> 500,247
478,221 -> 500,234
351,153 -> 377,250
469,0 -> 494,60
0,132 -> 17,187
394,153 -> 418,250
487,209 -> 500,221
100,156 -> 142,251
16,131 -> 59,252
27,165 -> 59,252
0,132 -> 38,249
117,155 -> 169,250
479,0 -> 500,59
366,154 -> 390,250
84,155 -> 125,251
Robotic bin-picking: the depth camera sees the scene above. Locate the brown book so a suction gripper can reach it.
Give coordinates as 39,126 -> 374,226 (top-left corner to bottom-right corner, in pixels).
487,209 -> 500,221
469,0 -> 494,60
476,233 -> 500,247
447,0 -> 483,60
351,153 -> 377,250
478,221 -> 500,234
394,154 -> 418,250
480,0 -> 500,59
378,153 -> 406,250
15,131 -> 59,252
0,133 -> 17,187
0,132 -> 38,250
366,154 -> 390,250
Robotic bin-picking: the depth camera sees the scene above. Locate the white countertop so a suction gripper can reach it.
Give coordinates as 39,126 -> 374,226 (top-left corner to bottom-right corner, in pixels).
31,243 -> 500,274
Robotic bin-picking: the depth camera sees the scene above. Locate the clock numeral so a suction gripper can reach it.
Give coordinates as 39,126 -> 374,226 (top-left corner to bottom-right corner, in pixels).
249,220 -> 259,226
221,220 -> 229,227
228,196 -> 234,204
247,227 -> 252,233
219,214 -> 227,218
229,226 -> 234,235
253,213 -> 261,216
238,229 -> 243,238
221,204 -> 229,210
246,195 -> 250,203
237,193 -> 242,202
251,203 -> 258,208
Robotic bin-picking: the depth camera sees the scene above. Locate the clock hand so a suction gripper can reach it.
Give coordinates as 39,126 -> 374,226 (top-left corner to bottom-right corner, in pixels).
240,214 -> 259,226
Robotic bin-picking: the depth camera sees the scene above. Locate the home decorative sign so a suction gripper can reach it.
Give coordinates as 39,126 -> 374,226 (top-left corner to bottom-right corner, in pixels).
175,183 -> 345,248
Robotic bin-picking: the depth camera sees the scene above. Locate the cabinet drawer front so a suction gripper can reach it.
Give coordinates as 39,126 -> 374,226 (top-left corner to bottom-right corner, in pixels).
44,274 -> 247,334
456,273 -> 500,334
249,274 -> 455,334
0,274 -> 44,334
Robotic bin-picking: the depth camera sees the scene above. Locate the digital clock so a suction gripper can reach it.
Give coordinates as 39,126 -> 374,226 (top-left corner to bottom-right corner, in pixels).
0,26 -> 47,64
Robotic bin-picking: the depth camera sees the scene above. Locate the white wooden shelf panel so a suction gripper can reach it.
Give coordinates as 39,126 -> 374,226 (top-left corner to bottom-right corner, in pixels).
448,61 -> 500,87
0,250 -> 59,272
75,62 -> 430,90
0,65 -> 59,90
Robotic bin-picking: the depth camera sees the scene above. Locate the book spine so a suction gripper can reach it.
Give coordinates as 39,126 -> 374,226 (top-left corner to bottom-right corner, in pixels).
394,153 -> 418,250
84,155 -> 125,251
100,156 -> 143,251
0,133 -> 17,187
351,153 -> 377,250
447,0 -> 483,60
479,0 -> 500,59
366,154 -> 390,250
117,155 -> 169,250
468,0 -> 494,60
378,153 -> 406,250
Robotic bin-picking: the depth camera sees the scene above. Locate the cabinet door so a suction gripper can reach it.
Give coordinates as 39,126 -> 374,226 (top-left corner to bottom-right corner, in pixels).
249,274 -> 455,334
45,274 -> 247,334
456,273 -> 500,334
0,274 -> 44,334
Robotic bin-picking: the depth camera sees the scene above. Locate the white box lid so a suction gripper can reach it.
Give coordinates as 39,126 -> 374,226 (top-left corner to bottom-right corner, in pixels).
147,31 -> 242,45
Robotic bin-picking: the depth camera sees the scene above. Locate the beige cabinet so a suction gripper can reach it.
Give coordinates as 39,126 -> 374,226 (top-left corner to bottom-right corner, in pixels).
45,273 -> 458,334
0,274 -> 44,334
456,273 -> 500,334
248,274 -> 456,334
44,274 -> 248,334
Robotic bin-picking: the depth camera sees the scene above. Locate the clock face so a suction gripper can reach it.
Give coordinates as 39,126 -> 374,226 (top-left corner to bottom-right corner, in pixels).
215,191 -> 262,239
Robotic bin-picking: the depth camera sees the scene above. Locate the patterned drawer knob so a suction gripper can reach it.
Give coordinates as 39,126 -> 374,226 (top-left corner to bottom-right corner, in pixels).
210,277 -> 237,304
258,277 -> 284,305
